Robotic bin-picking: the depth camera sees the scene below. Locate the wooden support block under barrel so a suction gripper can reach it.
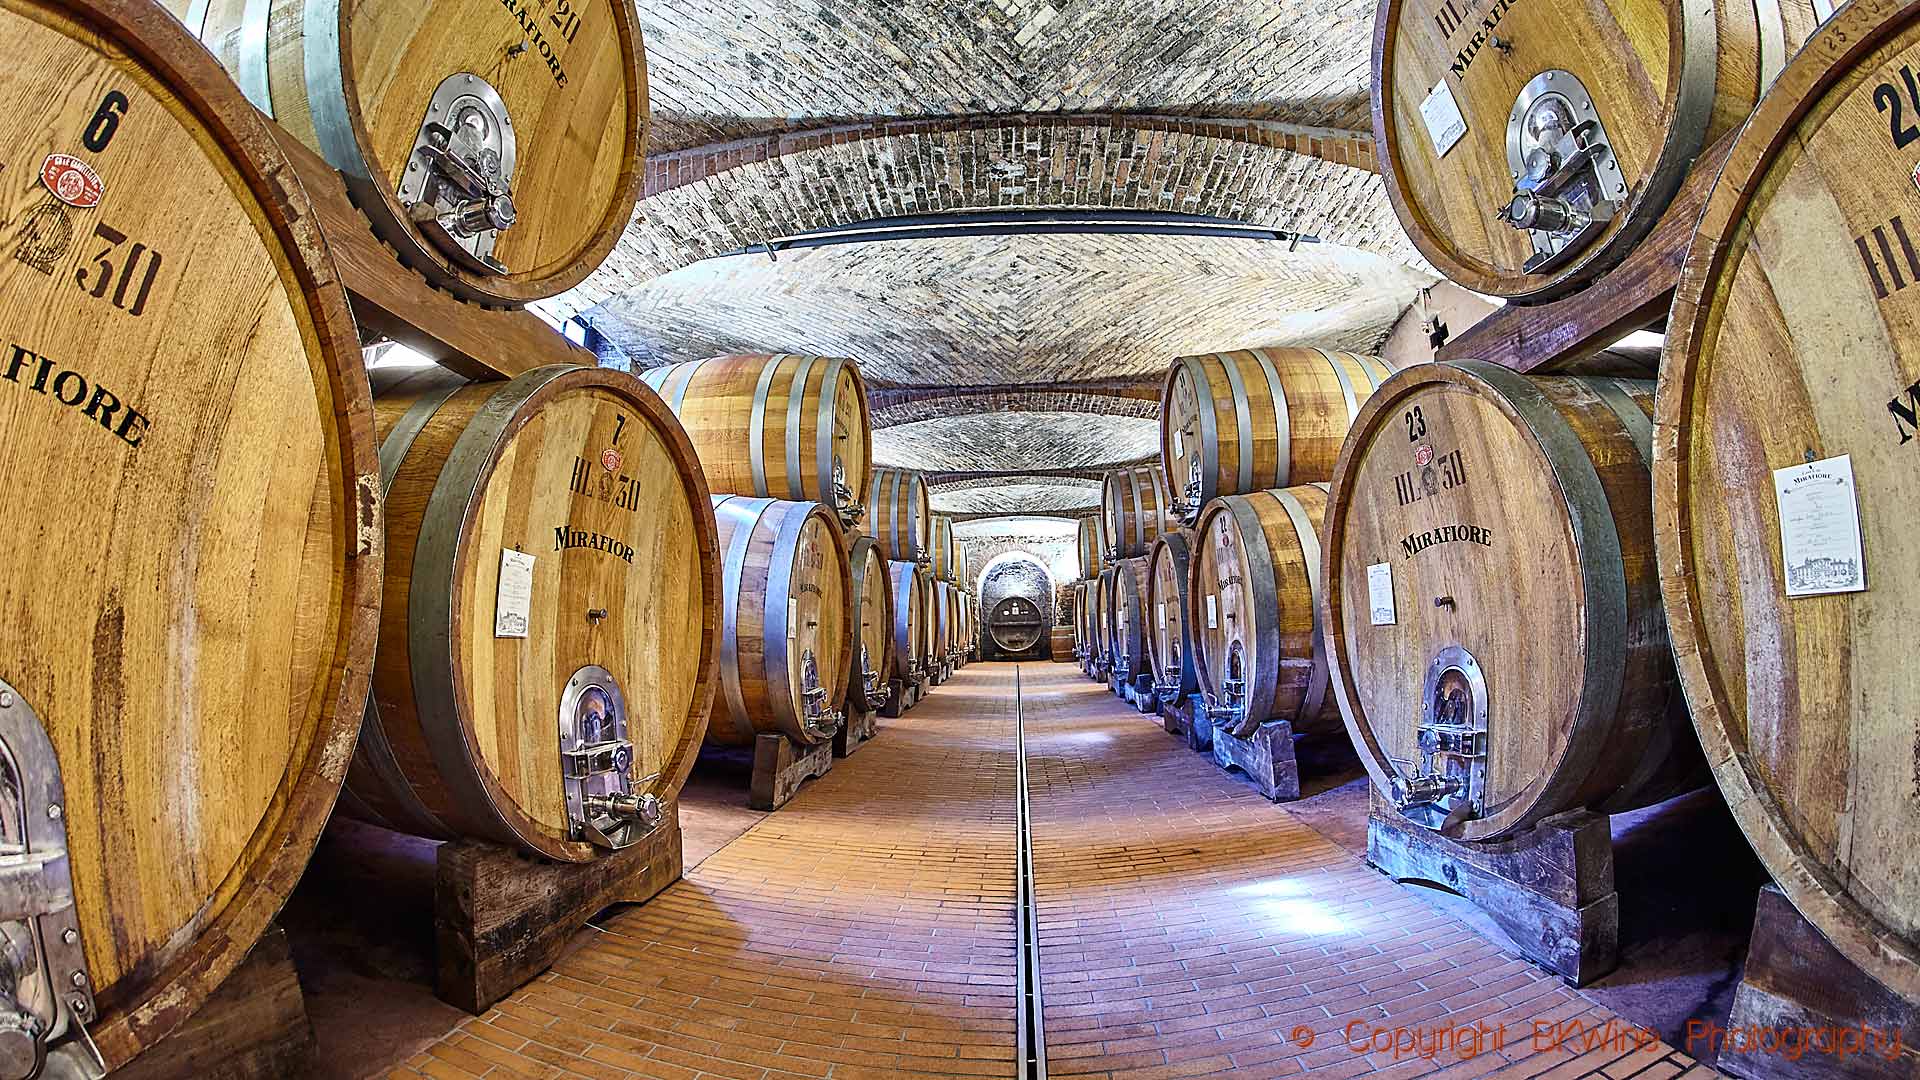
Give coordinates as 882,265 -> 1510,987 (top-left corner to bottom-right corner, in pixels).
1159,693 -> 1204,748
880,678 -> 919,719
1185,704 -> 1214,753
1209,720 -> 1300,802
750,733 -> 835,812
834,707 -> 878,758
116,926 -> 313,1080
1365,794 -> 1617,986
435,804 -> 684,1014
1717,885 -> 1920,1080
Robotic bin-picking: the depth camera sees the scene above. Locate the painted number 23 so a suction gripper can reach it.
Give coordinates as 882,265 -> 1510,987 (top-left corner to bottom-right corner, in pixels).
1404,406 -> 1428,443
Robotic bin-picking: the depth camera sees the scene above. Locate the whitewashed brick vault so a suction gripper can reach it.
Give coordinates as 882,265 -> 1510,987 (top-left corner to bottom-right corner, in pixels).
575,0 -> 1434,527
638,0 -> 1378,153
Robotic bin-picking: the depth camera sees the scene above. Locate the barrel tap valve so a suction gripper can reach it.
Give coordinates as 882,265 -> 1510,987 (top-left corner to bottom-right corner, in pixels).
559,667 -> 662,850
1496,69 -> 1622,274
799,651 -> 844,739
0,679 -> 106,1080
1394,647 -> 1490,829
401,73 -> 518,276
859,645 -> 892,711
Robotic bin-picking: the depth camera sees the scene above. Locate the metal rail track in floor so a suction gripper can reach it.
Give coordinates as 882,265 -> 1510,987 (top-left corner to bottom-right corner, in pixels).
1013,665 -> 1048,1080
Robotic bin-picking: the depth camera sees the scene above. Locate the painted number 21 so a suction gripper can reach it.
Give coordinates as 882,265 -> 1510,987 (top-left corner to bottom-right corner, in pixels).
1873,64 -> 1920,149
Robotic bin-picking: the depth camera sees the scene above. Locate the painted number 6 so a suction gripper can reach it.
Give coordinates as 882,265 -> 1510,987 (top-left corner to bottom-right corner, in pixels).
83,91 -> 129,153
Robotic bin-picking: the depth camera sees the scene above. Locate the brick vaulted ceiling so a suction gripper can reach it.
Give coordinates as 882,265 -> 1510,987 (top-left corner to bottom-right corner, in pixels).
568,0 -> 1435,527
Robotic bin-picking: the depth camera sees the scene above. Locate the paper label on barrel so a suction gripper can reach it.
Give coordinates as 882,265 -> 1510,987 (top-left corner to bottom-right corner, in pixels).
1775,455 -> 1867,597
1205,594 -> 1217,629
1173,430 -> 1184,458
788,606 -> 797,640
1420,80 -> 1468,158
1157,601 -> 1166,629
495,549 -> 535,637
1367,563 -> 1396,625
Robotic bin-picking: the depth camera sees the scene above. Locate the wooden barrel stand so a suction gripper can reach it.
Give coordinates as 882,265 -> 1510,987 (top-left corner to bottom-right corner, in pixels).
1209,721 -> 1307,802
115,926 -> 314,1080
1365,789 -> 1618,985
1717,886 -> 1920,1079
434,802 -> 684,1013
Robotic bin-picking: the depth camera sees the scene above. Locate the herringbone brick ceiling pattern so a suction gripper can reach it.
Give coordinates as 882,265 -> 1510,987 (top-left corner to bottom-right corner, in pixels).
639,0 -> 1376,153
578,0 -> 1429,521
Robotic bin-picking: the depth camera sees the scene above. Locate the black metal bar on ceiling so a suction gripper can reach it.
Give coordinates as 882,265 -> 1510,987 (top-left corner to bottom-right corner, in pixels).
721,209 -> 1322,258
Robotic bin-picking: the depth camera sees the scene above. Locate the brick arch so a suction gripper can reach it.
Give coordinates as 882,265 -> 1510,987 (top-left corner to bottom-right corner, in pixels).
977,551 -> 1058,626
875,390 -> 1156,429
544,117 -> 1416,318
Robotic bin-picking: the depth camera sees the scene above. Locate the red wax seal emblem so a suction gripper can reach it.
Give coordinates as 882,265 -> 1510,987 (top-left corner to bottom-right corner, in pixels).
600,448 -> 622,473
39,154 -> 102,208
1414,444 -> 1435,468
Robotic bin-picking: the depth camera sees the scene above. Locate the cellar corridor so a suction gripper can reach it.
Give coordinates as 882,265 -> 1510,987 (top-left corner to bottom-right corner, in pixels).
390,666 -> 1715,1080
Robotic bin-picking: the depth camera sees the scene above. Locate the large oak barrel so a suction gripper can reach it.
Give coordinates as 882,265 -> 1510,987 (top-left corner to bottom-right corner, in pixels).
1146,533 -> 1199,705
886,560 -> 930,682
845,536 -> 895,713
1071,580 -> 1094,669
1324,361 -> 1696,842
1160,348 -> 1396,521
987,596 -> 1047,656
1373,0 -> 1819,301
1655,0 -> 1920,1000
0,1 -> 379,1065
1099,465 -> 1177,558
350,365 -> 717,862
1107,558 -> 1152,689
866,467 -> 932,564
959,590 -> 976,662
1190,487 -> 1342,740
641,355 -> 873,528
1091,568 -> 1115,674
169,0 -> 646,305
930,514 -> 959,581
1050,625 -> 1076,663
931,581 -> 954,667
711,496 -> 853,745
1077,518 -> 1106,578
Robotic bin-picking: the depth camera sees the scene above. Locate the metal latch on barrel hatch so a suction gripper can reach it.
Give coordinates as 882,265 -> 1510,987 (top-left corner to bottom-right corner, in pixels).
1394,646 -> 1489,830
857,645 -> 892,712
799,650 -> 844,740
1495,70 -> 1624,274
0,679 -> 105,1080
401,73 -> 518,277
1202,642 -> 1247,726
559,668 -> 663,851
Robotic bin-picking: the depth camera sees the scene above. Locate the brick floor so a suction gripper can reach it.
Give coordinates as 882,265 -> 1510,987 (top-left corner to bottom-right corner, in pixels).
1020,664 -> 1714,1080
388,663 -> 1717,1080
